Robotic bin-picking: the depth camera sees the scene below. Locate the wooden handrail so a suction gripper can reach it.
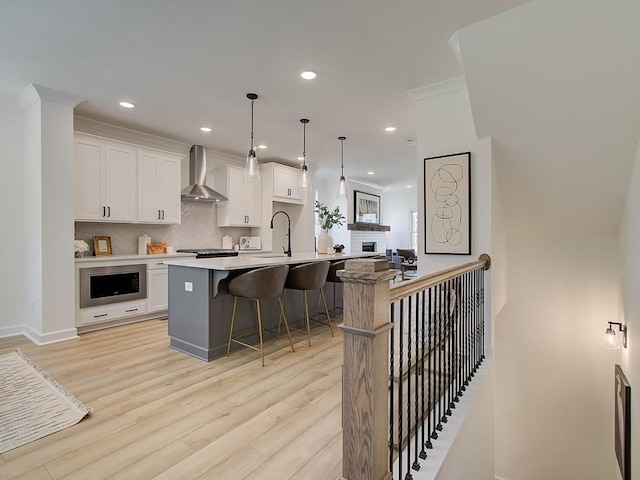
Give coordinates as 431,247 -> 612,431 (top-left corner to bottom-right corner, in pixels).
389,253 -> 491,303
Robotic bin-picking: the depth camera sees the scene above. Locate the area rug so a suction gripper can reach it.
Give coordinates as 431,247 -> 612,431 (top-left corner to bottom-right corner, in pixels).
0,349 -> 91,454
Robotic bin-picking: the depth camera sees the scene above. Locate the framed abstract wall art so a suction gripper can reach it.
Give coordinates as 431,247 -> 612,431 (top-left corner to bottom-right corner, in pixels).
423,152 -> 471,255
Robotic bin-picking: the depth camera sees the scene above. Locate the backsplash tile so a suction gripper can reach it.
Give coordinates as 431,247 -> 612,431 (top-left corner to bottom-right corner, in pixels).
75,202 -> 247,255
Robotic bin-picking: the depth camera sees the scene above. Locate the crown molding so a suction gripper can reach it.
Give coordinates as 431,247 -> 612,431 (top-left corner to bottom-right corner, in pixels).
18,84 -> 83,111
407,76 -> 467,102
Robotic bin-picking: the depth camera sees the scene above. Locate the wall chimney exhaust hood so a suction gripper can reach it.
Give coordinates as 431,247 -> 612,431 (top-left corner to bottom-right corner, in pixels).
181,145 -> 227,202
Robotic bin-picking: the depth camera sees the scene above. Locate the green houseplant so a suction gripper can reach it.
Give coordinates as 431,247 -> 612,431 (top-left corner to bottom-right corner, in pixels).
315,200 -> 346,254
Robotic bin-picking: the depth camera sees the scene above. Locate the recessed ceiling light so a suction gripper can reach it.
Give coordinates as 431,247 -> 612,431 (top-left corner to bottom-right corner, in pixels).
406,185 -> 413,189
200,126 -> 212,132
257,144 -> 268,149
297,156 -> 305,161
367,171 -> 375,175
385,126 -> 396,132
300,69 -> 318,80
406,139 -> 416,145
119,101 -> 135,109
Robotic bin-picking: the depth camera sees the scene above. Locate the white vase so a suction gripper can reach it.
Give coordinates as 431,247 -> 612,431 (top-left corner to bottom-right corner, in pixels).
318,231 -> 334,254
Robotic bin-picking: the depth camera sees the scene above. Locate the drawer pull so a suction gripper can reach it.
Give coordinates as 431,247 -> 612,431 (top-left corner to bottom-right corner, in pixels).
93,313 -> 108,318
125,308 -> 139,313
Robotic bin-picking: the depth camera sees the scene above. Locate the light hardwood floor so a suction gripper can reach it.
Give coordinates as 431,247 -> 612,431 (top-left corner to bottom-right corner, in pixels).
0,318 -> 344,480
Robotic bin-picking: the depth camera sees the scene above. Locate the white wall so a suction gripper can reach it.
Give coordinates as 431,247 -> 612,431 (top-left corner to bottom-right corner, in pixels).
0,95 -> 25,335
618,137 -> 640,480
383,183 -> 416,251
494,236 -> 619,480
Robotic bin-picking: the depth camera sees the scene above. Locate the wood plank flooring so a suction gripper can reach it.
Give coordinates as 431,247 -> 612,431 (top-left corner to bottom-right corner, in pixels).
0,319 -> 344,480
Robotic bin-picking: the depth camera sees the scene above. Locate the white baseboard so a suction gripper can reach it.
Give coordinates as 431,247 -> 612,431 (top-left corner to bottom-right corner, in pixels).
23,325 -> 78,345
0,325 -> 26,339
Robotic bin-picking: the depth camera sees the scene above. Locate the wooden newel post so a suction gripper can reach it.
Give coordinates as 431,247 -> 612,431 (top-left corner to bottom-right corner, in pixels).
338,258 -> 396,480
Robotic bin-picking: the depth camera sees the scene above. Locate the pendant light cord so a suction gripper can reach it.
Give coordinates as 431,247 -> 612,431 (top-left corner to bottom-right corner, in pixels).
250,98 -> 255,153
300,119 -> 309,169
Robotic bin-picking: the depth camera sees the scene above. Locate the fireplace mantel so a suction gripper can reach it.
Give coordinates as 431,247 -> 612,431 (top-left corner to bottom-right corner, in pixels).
347,223 -> 391,232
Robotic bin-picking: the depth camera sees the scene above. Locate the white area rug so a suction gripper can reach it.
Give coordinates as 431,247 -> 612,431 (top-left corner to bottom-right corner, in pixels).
0,349 -> 91,454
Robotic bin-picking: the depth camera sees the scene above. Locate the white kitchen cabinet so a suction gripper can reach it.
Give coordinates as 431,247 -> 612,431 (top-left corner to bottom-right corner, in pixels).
74,137 -> 136,222
137,150 -> 181,224
271,164 -> 303,204
147,258 -> 169,312
214,165 -> 262,226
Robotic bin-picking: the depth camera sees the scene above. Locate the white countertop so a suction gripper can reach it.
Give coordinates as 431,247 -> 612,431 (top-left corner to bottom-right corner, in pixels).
75,252 -> 197,263
163,251 -> 379,271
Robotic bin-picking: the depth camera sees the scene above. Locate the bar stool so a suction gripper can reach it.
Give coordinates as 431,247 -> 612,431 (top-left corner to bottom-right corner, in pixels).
325,260 -> 345,316
282,261 -> 333,346
226,264 -> 294,366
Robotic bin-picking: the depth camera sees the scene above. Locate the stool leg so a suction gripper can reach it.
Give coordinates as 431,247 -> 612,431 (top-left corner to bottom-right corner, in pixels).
226,296 -> 238,357
278,295 -> 295,353
276,291 -> 287,338
319,288 -> 334,337
256,299 -> 265,366
303,290 -> 311,347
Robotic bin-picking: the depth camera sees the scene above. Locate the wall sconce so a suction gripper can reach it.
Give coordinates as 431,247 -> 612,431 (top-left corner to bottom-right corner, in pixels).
601,322 -> 627,349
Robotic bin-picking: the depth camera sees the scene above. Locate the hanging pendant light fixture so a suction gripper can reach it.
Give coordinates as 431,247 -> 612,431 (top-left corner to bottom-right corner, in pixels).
336,136 -> 347,199
299,118 -> 310,190
243,93 -> 261,182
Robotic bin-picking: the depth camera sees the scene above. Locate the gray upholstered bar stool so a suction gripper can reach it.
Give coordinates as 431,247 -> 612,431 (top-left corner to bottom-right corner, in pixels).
325,260 -> 345,316
226,264 -> 294,366
281,261 -> 333,346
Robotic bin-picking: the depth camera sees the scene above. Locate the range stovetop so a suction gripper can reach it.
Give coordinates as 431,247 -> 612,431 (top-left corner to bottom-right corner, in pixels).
176,248 -> 239,259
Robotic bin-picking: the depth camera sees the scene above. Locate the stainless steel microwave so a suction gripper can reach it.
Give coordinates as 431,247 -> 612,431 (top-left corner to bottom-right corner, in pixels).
79,264 -> 147,308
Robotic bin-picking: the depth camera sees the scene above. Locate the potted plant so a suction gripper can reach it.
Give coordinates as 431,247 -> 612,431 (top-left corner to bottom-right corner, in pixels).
315,200 -> 346,254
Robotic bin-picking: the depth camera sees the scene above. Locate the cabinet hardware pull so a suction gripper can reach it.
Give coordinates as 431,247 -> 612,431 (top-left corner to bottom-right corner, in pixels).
158,210 -> 161,219
125,308 -> 138,313
107,206 -> 111,217
93,313 -> 108,318
162,210 -> 165,219
103,206 -> 106,217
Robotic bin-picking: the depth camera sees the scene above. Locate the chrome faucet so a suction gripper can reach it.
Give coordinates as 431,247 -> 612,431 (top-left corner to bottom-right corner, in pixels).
270,210 -> 292,257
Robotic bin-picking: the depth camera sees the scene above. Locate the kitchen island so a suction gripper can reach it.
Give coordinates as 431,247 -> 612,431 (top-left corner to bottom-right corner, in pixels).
164,252 -> 378,361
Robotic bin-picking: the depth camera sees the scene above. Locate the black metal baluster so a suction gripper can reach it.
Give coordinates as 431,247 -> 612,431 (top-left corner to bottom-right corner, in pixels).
389,302 -> 395,473
398,298 -> 404,478
426,286 -> 434,447
480,268 -> 485,362
405,295 -> 413,479
442,279 -> 450,423
447,278 -> 455,416
436,282 -> 443,433
454,275 -> 461,404
412,291 -> 421,471
419,289 -> 428,459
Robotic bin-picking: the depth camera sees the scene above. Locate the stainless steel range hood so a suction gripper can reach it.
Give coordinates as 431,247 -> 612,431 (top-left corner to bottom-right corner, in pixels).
181,145 -> 227,202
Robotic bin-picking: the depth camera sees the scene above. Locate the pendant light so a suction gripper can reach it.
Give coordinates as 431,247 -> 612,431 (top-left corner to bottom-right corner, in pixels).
336,136 -> 347,199
299,118 -> 310,190
243,93 -> 261,182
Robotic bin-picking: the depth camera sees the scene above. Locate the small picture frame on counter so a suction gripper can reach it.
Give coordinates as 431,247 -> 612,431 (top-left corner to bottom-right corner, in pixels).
93,236 -> 112,256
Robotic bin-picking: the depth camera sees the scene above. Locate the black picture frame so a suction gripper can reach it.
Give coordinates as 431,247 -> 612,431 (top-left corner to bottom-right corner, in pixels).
354,190 -> 381,224
423,152 -> 471,255
615,364 -> 631,480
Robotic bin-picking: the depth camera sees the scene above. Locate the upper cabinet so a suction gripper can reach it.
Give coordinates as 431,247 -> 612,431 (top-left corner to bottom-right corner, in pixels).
74,133 -> 182,224
214,165 -> 261,227
74,137 -> 136,222
137,150 -> 181,224
268,163 -> 304,204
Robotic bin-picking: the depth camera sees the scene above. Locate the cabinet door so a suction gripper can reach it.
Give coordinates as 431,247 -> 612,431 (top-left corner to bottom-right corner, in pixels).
159,156 -> 181,224
226,167 -> 248,225
148,268 -> 168,312
74,138 -> 105,220
137,151 -> 162,222
104,145 -> 136,221
273,166 -> 302,202
244,177 -> 261,226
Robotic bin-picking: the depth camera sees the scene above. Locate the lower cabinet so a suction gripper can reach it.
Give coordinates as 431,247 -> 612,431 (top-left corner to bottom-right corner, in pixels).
80,300 -> 147,325
148,259 -> 169,312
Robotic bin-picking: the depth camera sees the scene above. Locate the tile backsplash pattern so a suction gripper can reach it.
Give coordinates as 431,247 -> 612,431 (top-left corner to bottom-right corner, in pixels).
75,202 -> 247,255
350,230 -> 387,253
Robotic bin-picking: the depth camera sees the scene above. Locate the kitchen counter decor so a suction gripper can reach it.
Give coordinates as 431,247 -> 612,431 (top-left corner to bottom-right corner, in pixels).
74,240 -> 89,258
315,200 -> 345,254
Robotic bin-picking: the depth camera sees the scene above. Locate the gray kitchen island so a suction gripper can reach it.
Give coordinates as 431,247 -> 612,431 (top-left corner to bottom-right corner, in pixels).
164,252 -> 377,361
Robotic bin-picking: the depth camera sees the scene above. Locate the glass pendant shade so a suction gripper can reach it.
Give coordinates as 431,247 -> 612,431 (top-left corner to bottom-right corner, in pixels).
299,118 -> 310,191
601,326 -> 620,349
336,136 -> 347,199
337,176 -> 347,199
244,149 -> 260,182
243,93 -> 261,182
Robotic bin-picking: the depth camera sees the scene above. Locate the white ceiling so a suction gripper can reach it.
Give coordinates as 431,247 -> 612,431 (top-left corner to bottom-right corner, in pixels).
0,0 -> 530,188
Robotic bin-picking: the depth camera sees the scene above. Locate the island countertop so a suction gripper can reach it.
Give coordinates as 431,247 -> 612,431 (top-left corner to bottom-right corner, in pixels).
164,251 -> 377,271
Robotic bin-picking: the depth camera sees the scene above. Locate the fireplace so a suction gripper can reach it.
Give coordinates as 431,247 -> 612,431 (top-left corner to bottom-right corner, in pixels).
362,242 -> 376,252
